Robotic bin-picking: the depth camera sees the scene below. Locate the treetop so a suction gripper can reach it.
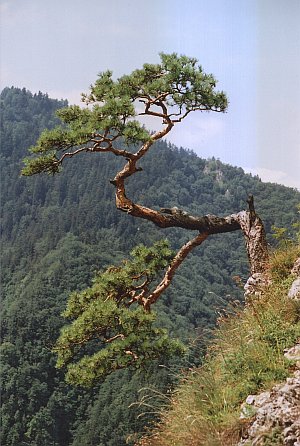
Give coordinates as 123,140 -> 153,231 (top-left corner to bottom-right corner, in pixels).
22,52 -> 227,176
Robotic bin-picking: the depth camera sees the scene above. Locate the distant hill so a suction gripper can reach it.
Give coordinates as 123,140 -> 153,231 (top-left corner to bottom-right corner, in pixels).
1,86 -> 299,446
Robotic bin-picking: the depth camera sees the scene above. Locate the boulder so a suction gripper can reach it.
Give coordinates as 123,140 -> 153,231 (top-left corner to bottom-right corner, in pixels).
238,370 -> 300,445
288,277 -> 300,300
291,258 -> 300,277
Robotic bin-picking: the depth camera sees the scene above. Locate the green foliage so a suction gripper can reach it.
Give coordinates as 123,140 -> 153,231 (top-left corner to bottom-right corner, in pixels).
21,53 -> 227,176
22,152 -> 60,175
271,225 -> 288,244
272,205 -> 300,249
54,241 -> 185,386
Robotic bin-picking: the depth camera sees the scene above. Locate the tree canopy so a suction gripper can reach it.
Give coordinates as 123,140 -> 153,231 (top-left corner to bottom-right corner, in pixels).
22,53 -> 227,176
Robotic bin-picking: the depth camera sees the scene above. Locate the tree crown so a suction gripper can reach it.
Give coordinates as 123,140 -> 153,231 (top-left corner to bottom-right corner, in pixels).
22,53 -> 227,176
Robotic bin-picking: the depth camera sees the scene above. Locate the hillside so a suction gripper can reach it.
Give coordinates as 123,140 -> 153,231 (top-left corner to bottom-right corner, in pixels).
1,87 -> 300,445
136,239 -> 300,445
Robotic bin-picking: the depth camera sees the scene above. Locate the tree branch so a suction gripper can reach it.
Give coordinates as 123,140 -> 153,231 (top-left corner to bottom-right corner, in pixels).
142,232 -> 209,311
105,334 -> 125,343
55,146 -> 95,166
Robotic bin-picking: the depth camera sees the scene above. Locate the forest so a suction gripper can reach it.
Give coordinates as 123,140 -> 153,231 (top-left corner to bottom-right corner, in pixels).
1,86 -> 300,445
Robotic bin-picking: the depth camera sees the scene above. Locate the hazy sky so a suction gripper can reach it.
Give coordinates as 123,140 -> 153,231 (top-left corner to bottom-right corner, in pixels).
1,0 -> 299,189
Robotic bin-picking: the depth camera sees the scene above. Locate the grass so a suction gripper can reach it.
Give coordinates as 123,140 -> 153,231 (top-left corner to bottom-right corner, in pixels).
136,242 -> 300,446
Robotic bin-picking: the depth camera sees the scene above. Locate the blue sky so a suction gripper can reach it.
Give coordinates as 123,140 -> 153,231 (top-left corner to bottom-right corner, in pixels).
1,0 -> 299,189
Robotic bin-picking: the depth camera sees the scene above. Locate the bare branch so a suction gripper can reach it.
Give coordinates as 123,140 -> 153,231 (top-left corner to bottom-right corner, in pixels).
105,334 -> 125,343
142,232 -> 209,310
55,146 -> 95,166
139,109 -> 166,120
92,144 -> 136,160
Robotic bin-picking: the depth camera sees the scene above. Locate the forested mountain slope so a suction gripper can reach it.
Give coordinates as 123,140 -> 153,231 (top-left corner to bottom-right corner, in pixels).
1,87 -> 299,445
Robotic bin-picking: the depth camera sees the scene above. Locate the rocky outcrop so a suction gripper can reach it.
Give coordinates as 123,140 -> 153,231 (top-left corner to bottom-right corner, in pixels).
288,258 -> 300,300
239,356 -> 300,445
244,273 -> 270,300
238,257 -> 300,445
288,278 -> 300,300
291,258 -> 300,277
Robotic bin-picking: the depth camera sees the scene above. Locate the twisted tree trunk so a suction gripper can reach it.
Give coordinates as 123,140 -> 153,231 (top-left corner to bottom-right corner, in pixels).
107,130 -> 269,295
113,158 -> 269,308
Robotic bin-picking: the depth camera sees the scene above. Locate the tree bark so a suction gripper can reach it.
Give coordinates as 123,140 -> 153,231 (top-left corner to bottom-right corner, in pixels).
235,196 -> 269,276
108,132 -> 269,290
51,127 -> 270,304
114,184 -> 269,308
59,139 -> 270,304
114,173 -> 269,281
142,233 -> 209,310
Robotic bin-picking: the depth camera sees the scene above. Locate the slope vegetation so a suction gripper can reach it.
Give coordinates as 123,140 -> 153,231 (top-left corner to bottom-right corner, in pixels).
137,240 -> 300,445
1,87 -> 299,445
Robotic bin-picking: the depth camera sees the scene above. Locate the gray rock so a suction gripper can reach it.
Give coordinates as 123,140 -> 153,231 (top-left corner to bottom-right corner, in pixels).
291,258 -> 300,277
284,344 -> 300,362
244,273 -> 270,299
288,277 -> 300,300
238,369 -> 300,445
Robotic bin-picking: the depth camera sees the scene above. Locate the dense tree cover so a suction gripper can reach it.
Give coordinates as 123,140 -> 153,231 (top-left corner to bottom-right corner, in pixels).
1,87 -> 300,445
